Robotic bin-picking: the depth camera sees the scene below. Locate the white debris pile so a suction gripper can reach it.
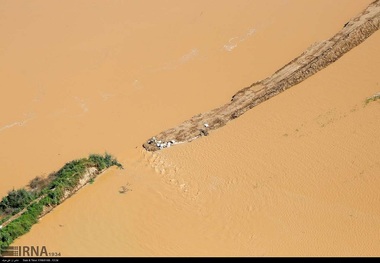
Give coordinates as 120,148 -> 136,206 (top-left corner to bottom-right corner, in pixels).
147,137 -> 176,150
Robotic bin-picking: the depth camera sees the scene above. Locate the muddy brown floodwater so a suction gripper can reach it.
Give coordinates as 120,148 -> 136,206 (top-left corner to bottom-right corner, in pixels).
1,0 -> 379,256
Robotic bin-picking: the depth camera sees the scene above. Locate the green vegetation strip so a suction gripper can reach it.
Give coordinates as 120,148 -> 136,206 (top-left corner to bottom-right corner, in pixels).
0,153 -> 123,253
365,92 -> 380,105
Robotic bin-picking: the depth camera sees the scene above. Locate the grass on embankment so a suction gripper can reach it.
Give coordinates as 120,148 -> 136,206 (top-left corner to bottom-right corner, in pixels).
365,92 -> 380,105
0,153 -> 123,253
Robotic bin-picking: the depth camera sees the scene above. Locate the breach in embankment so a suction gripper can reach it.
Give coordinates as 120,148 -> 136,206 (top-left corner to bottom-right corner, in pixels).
0,153 -> 123,254
143,0 -> 380,151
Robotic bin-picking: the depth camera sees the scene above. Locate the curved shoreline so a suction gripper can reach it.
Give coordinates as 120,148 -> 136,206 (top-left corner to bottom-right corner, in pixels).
0,167 -> 99,230
143,0 -> 380,151
0,154 -> 122,254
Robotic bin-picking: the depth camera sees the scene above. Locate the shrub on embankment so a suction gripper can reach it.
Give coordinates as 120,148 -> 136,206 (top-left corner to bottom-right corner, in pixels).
0,153 -> 123,253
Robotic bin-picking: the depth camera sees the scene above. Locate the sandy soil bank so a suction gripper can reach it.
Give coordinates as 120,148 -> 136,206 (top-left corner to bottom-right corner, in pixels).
143,0 -> 380,151
1,0 -> 378,257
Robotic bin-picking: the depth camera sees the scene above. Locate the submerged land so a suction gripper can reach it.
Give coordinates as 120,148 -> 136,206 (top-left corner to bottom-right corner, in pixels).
144,0 -> 380,151
1,0 -> 379,257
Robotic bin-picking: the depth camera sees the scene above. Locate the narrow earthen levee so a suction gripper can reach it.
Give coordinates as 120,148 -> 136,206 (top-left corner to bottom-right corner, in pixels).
143,0 -> 380,151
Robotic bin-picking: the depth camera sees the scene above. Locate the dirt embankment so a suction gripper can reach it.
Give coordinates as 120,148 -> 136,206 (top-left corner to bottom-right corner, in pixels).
40,167 -> 100,218
143,0 -> 380,151
0,167 -> 99,229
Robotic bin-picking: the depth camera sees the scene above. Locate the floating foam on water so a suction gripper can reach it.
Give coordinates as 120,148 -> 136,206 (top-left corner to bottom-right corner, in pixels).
153,48 -> 200,71
99,91 -> 115,100
74,96 -> 89,113
0,114 -> 35,133
179,48 -> 199,64
223,28 -> 256,52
